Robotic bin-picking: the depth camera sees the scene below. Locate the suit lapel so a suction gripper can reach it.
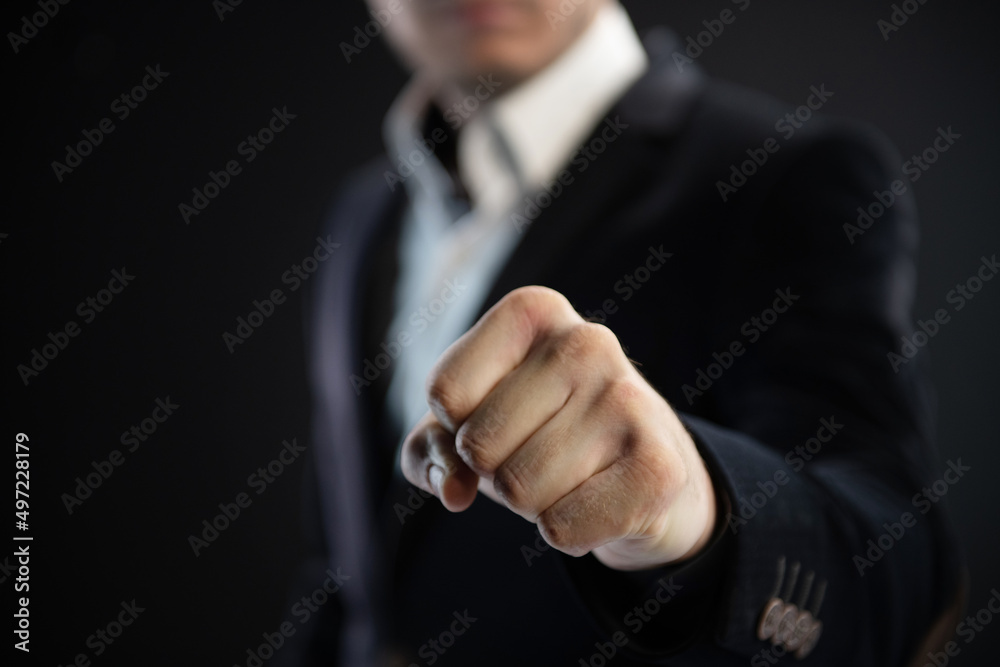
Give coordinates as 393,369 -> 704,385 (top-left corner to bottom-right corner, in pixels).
311,168 -> 405,661
479,37 -> 705,317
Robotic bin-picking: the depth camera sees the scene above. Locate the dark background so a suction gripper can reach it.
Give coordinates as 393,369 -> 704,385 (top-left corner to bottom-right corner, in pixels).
3,1 -> 998,665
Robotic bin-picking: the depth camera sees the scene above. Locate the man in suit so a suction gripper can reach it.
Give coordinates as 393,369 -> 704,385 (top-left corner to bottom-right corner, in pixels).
293,0 -> 963,664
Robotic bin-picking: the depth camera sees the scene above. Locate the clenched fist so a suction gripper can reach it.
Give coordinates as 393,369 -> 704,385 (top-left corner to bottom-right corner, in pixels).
400,286 -> 717,570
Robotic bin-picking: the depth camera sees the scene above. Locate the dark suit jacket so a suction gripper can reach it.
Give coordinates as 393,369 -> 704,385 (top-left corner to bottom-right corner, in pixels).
288,33 -> 961,667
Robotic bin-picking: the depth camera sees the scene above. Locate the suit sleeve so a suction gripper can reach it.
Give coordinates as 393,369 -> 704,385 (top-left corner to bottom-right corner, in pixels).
557,128 -> 963,665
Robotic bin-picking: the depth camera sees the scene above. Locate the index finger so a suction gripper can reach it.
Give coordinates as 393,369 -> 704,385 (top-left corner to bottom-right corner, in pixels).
425,285 -> 582,433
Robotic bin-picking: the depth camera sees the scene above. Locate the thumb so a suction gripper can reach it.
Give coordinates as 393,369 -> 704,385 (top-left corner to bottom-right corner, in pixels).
400,412 -> 479,512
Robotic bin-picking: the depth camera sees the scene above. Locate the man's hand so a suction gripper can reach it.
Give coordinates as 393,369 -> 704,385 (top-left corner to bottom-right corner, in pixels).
400,286 -> 717,570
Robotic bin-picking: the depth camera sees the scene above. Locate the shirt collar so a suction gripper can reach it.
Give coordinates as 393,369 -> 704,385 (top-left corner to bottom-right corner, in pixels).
384,2 -> 648,210
476,3 -> 648,191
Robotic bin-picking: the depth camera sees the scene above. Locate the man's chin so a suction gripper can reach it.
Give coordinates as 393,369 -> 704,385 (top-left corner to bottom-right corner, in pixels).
449,65 -> 520,93
444,51 -> 543,92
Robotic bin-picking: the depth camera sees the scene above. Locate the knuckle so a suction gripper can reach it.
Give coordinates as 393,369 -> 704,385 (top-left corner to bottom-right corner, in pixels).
425,367 -> 465,419
492,461 -> 532,510
554,322 -> 617,365
454,423 -> 494,475
587,321 -> 622,350
563,323 -> 603,356
623,439 -> 686,509
399,429 -> 430,487
602,377 -> 644,418
499,286 -> 575,335
502,285 -> 566,315
537,511 -> 583,556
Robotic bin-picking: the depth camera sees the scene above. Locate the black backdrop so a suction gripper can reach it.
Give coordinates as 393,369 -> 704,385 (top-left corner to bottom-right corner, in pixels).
4,1 -> 999,665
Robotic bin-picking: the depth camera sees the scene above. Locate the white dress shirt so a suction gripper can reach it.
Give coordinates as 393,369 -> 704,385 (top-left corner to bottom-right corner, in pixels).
382,2 -> 649,441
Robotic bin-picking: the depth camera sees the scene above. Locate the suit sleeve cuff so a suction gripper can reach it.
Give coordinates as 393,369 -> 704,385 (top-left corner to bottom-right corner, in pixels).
555,416 -> 736,658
